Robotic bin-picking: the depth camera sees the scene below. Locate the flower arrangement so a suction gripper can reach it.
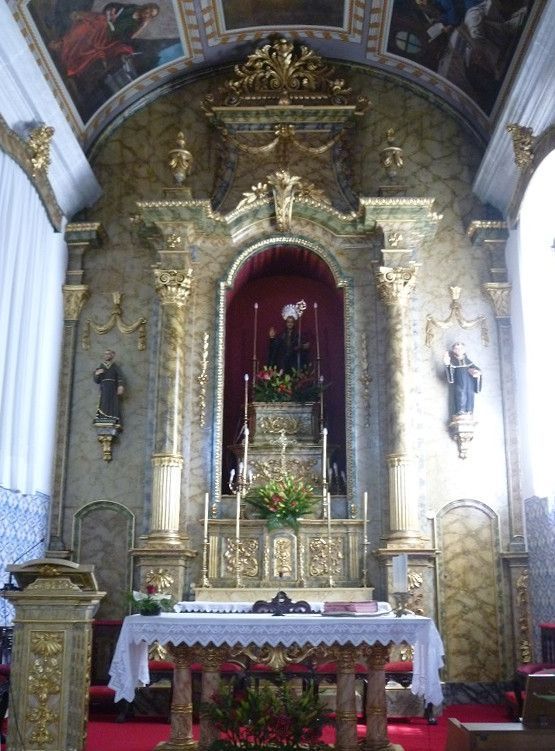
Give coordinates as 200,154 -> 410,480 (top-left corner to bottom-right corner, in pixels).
245,475 -> 315,530
253,366 -> 321,403
131,584 -> 173,616
201,678 -> 332,751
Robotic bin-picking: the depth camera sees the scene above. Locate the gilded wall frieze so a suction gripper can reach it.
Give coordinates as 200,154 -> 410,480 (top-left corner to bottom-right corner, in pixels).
82,291 -> 147,350
425,286 -> 489,347
0,114 -> 62,230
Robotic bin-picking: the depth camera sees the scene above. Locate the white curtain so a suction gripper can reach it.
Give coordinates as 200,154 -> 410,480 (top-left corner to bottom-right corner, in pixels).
515,149 -> 555,500
0,151 -> 66,494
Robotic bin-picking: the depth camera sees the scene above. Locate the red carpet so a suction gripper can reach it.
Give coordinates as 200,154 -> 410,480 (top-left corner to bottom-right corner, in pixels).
83,704 -> 509,751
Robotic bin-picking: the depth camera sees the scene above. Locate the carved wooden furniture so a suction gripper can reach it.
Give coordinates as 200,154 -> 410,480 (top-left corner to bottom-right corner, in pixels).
108,612 -> 444,751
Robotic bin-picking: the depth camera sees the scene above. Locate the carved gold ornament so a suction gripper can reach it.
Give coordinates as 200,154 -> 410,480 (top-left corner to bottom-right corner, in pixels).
425,286 -> 489,347
241,644 -> 315,671
153,267 -> 193,307
482,282 -> 511,318
506,123 -> 535,170
26,123 -> 54,177
211,37 -> 367,109
309,537 -> 343,577
146,568 -> 174,593
26,631 -> 63,745
82,291 -> 147,350
224,538 -> 259,578
237,169 -> 330,231
374,265 -> 418,304
380,129 -> 404,178
197,332 -> 209,427
516,568 -> 532,663
168,131 -> 193,186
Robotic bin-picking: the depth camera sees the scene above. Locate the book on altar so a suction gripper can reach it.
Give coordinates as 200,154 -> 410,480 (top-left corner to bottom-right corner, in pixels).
323,601 -> 379,614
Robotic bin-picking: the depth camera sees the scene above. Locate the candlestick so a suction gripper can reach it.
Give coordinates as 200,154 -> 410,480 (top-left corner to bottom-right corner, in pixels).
327,491 -> 334,587
392,553 -> 408,593
235,490 -> 242,587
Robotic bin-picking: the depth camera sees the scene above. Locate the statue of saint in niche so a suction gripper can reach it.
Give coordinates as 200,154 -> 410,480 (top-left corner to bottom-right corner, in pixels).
94,349 -> 125,426
444,342 -> 482,415
268,301 -> 310,373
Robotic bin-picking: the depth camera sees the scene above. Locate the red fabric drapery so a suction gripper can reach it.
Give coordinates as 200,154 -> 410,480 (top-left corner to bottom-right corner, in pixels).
223,244 -> 345,489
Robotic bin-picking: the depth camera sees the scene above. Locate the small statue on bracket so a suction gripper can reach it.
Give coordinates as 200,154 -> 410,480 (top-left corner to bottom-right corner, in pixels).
444,342 -> 482,416
93,349 -> 125,461
443,342 -> 482,459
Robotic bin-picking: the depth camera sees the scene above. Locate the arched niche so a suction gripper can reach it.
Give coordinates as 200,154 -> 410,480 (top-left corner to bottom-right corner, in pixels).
216,239 -> 350,497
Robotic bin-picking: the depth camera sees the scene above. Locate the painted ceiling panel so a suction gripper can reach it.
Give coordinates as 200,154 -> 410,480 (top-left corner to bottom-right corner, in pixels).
8,0 -> 539,147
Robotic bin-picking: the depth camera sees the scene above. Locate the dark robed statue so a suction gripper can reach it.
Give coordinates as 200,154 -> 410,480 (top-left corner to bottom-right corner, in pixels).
268,301 -> 310,373
94,349 -> 125,426
444,342 -> 482,415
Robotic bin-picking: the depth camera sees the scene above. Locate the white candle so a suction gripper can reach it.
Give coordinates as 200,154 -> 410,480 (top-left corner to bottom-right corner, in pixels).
392,554 -> 408,592
363,491 -> 368,530
322,427 -> 328,486
203,492 -> 210,540
235,490 -> 241,541
327,491 -> 332,535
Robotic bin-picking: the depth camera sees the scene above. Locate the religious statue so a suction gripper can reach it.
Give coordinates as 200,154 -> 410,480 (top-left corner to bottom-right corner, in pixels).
94,349 -> 125,426
444,342 -> 482,415
268,301 -> 310,373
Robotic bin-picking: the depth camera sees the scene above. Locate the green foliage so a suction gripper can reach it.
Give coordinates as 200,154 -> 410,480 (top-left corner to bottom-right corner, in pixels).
245,475 -> 315,530
201,678 -> 333,750
253,366 -> 321,403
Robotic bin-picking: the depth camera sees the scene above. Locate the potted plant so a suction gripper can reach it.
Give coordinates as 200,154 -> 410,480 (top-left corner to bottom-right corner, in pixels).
130,584 -> 173,616
245,475 -> 315,531
201,678 -> 333,751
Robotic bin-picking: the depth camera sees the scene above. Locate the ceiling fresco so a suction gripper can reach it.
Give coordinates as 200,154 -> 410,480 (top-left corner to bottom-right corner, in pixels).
9,0 -> 538,146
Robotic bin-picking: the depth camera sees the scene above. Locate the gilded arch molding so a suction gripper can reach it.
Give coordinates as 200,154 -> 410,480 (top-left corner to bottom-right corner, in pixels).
0,114 -> 63,230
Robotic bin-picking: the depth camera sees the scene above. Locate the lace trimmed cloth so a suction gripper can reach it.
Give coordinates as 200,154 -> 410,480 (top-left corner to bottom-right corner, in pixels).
108,612 -> 444,705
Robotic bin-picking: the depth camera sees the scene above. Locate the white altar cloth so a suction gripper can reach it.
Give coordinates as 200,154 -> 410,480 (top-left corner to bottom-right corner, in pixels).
108,612 -> 444,705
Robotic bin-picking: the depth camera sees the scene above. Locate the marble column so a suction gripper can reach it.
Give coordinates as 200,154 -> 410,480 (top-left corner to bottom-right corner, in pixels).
374,263 -> 421,544
363,644 -> 401,751
159,645 -> 196,751
198,646 -> 228,749
146,266 -> 192,546
48,223 -> 103,555
333,646 -> 359,751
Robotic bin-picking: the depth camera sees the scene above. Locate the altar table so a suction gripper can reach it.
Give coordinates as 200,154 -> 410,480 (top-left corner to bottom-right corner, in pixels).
108,612 -> 444,751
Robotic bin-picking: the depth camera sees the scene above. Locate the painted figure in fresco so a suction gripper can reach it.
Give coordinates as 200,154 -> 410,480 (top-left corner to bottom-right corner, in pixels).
268,302 -> 310,374
94,349 -> 125,426
49,2 -> 159,80
444,342 -> 482,415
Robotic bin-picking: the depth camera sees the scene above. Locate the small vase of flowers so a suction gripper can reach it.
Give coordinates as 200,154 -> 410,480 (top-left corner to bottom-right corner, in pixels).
253,366 -> 322,403
131,584 -> 173,616
245,475 -> 315,531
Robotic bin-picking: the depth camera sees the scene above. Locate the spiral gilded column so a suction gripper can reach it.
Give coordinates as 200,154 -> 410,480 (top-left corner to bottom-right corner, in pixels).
146,267 -> 193,546
374,264 -> 422,544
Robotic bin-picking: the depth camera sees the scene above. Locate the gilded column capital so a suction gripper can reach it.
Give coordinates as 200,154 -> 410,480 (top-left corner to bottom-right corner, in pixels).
62,284 -> 89,321
482,282 -> 511,318
153,267 -> 193,306
152,452 -> 184,469
374,264 -> 419,305
362,644 -> 391,670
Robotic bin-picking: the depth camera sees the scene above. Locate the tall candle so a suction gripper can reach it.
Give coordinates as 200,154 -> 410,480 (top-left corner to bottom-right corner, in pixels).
392,554 -> 408,592
235,490 -> 241,541
322,427 -> 328,487
363,491 -> 368,532
203,491 -> 210,540
327,491 -> 332,536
